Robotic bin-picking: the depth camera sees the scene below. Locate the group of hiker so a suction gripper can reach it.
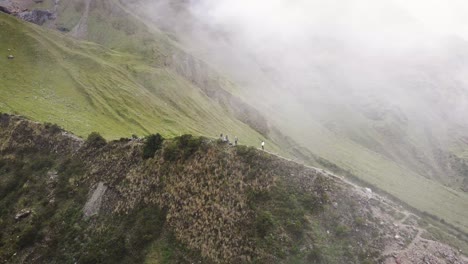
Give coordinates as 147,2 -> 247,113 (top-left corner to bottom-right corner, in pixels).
220,133 -> 238,146
219,133 -> 265,150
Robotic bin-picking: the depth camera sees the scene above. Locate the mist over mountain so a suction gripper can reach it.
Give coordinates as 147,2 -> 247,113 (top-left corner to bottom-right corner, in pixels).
1,0 -> 468,263
125,0 -> 468,192
117,0 -> 468,234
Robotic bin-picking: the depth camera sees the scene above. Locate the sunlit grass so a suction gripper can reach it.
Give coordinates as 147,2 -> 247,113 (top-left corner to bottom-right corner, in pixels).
0,13 -> 275,157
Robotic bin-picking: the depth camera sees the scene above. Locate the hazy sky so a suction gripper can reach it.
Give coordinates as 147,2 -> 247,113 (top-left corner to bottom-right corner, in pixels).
192,0 -> 468,43
181,0 -> 468,122
134,0 -> 468,136
396,0 -> 468,40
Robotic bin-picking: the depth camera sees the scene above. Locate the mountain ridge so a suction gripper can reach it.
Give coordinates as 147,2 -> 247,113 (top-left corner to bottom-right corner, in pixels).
1,0 -> 468,250
1,113 -> 467,263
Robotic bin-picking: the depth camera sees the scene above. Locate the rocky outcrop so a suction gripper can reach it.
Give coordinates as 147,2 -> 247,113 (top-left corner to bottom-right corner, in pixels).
16,9 -> 55,25
0,5 -> 12,14
0,0 -> 55,25
83,182 -> 108,218
0,0 -> 20,14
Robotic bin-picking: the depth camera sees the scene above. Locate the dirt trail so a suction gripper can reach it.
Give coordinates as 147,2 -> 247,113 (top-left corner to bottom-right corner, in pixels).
262,149 -> 364,191
70,0 -> 92,38
262,148 -> 468,264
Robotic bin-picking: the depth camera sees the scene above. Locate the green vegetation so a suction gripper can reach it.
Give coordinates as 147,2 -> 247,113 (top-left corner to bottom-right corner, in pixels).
3,0 -> 468,253
163,134 -> 203,161
0,12 -> 279,155
142,133 -> 164,159
0,120 -> 181,263
86,132 -> 107,148
314,155 -> 468,234
0,115 -> 392,263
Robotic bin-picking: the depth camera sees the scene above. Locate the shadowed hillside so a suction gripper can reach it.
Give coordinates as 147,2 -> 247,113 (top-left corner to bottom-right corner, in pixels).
1,114 -> 467,263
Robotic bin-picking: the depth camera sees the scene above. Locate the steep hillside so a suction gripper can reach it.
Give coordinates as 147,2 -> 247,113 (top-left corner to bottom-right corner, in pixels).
1,114 -> 467,263
2,0 -> 468,240
0,12 -> 276,152
115,0 -> 468,233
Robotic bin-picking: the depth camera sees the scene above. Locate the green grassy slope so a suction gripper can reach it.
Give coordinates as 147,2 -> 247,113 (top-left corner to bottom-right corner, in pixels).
270,107 -> 468,233
3,0 -> 467,235
105,0 -> 468,235
0,13 -> 277,151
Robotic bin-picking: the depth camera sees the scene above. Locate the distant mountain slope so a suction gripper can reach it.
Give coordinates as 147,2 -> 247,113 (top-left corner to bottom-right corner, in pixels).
111,0 -> 468,233
0,13 -> 275,152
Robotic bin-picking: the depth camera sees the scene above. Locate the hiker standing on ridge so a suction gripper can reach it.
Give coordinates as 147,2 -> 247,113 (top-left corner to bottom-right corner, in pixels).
261,141 -> 265,150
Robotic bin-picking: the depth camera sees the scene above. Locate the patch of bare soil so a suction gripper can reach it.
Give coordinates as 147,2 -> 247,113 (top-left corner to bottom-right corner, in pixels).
341,181 -> 467,264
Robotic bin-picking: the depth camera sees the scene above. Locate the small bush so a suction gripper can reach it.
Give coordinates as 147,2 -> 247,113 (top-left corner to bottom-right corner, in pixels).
56,159 -> 86,200
163,135 -> 202,161
17,223 -> 40,249
142,134 -> 164,159
127,207 -> 167,250
86,132 -> 106,148
163,142 -> 180,161
44,123 -> 61,134
354,216 -> 365,227
256,211 -> 275,238
236,145 -> 257,160
307,247 -> 323,263
335,224 -> 350,237
0,159 -> 6,170
285,219 -> 305,239
30,157 -> 53,172
178,134 -> 202,158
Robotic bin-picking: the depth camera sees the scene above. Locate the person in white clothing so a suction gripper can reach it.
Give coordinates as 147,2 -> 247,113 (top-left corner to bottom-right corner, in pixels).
261,141 -> 265,150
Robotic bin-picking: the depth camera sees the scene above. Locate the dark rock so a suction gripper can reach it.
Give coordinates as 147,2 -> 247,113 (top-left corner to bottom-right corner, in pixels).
16,9 -> 55,25
57,26 -> 70,32
0,5 -> 12,14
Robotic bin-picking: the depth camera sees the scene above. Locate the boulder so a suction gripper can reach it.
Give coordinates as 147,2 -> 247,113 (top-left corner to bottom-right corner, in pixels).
15,209 -> 32,221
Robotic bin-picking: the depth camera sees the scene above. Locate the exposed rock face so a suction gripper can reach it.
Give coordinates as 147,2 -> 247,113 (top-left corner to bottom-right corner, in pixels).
0,0 -> 55,25
0,5 -> 12,14
83,182 -> 108,218
16,9 -> 55,25
0,0 -> 17,14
